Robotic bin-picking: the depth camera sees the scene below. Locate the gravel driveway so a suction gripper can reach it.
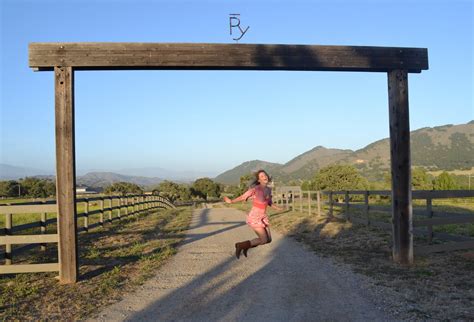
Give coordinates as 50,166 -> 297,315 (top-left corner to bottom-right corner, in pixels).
92,208 -> 397,321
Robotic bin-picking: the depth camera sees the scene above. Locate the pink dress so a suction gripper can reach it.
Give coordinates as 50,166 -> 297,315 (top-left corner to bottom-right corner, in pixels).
241,185 -> 272,228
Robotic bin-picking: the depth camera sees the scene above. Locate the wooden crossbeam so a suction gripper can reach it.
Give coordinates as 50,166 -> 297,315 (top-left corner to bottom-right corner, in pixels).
29,43 -> 428,73
0,263 -> 59,274
0,204 -> 57,214
0,234 -> 59,245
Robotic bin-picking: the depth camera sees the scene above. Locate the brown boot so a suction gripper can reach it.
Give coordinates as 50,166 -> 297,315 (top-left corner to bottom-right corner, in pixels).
243,244 -> 256,258
235,241 -> 251,259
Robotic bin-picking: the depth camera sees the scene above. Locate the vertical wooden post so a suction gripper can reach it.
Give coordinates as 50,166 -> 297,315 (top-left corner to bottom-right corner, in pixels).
364,191 -> 370,226
299,191 -> 303,213
328,191 -> 333,217
40,212 -> 47,251
55,66 -> 78,283
108,198 -> 112,222
84,200 -> 89,232
118,198 -> 122,219
317,191 -> 321,216
124,197 -> 128,216
344,191 -> 350,221
426,197 -> 433,244
388,69 -> 413,265
99,199 -> 104,226
308,191 -> 311,215
5,213 -> 12,265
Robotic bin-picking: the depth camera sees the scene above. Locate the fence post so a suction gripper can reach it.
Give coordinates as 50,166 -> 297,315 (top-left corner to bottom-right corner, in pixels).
5,213 -> 12,265
40,211 -> 47,251
426,197 -> 433,244
299,191 -> 303,212
364,191 -> 370,226
329,191 -> 333,217
117,197 -> 121,220
345,191 -> 350,221
99,198 -> 104,227
108,198 -> 113,223
124,197 -> 128,216
84,200 -> 89,232
308,191 -> 311,215
317,191 -> 321,216
291,192 -> 295,211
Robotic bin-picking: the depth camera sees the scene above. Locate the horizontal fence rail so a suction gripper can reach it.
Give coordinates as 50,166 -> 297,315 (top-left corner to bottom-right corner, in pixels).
273,189 -> 474,256
0,194 -> 175,274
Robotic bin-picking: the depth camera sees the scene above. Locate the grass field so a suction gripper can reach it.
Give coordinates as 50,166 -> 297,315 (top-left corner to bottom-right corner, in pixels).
221,200 -> 474,320
0,206 -> 194,320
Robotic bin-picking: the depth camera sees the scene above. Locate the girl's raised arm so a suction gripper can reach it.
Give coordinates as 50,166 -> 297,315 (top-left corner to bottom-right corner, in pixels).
223,188 -> 255,204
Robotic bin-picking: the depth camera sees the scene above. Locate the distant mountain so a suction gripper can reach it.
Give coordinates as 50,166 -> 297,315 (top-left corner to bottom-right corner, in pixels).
214,160 -> 283,184
117,167 -> 217,181
0,164 -> 53,180
76,172 -> 163,190
214,121 -> 474,184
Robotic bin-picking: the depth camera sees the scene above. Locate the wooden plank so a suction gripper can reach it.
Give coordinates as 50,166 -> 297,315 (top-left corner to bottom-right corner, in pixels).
0,263 -> 59,274
415,241 -> 474,255
414,215 -> 474,227
0,234 -> 59,245
29,43 -> 428,73
388,69 -> 413,265
0,204 -> 57,214
412,190 -> 474,199
432,211 -> 474,217
55,66 -> 78,284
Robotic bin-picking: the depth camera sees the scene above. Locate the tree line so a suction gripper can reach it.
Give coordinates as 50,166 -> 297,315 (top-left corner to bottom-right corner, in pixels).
0,167 -> 468,200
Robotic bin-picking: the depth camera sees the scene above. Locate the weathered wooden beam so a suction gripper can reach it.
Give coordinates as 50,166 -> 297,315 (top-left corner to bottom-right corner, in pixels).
55,66 -> 78,284
388,69 -> 413,265
0,234 -> 59,245
29,43 -> 428,73
0,263 -> 59,274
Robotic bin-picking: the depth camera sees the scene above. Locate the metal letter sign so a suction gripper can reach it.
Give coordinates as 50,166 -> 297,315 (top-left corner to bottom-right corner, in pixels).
229,14 -> 249,41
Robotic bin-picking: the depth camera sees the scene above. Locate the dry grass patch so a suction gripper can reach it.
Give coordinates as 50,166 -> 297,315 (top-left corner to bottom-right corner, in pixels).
0,207 -> 194,320
268,208 -> 474,320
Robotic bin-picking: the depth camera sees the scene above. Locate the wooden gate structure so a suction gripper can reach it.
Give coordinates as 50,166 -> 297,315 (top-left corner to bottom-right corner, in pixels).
28,43 -> 429,283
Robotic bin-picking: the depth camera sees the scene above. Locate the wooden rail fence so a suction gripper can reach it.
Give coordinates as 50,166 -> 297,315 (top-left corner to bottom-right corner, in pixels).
0,194 -> 174,275
273,189 -> 474,255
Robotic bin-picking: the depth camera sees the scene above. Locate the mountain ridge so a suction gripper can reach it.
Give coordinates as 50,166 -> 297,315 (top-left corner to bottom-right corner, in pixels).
214,121 -> 474,184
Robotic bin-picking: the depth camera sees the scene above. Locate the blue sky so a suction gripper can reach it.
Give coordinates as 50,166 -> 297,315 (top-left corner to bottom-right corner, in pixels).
1,0 -> 472,176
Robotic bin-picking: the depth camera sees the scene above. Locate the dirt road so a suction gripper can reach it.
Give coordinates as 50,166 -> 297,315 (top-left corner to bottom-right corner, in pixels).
92,208 -> 395,321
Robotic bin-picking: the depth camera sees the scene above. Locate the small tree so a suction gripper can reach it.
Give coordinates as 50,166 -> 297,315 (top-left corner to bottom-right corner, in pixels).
191,178 -> 221,200
313,164 -> 368,191
0,180 -> 20,198
412,168 -> 433,190
433,172 -> 458,190
104,182 -> 143,195
152,181 -> 191,202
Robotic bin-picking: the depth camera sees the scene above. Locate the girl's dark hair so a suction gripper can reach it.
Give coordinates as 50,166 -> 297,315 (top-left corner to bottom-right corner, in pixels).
250,169 -> 272,187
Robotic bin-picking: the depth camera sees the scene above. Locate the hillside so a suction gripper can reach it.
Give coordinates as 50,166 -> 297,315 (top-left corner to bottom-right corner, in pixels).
215,121 -> 474,184
76,172 -> 163,189
213,160 -> 283,184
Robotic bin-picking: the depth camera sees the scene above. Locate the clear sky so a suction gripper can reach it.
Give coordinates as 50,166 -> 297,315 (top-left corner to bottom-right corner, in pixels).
1,0 -> 473,176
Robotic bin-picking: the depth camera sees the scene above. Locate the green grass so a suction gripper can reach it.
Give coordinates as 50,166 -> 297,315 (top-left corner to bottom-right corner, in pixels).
0,206 -> 194,320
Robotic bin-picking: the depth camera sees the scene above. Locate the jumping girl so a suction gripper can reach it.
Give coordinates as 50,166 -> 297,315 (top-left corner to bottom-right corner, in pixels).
224,170 -> 283,259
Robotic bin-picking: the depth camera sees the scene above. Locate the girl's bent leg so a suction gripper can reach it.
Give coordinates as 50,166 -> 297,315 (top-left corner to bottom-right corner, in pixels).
250,227 -> 269,246
265,227 -> 272,243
